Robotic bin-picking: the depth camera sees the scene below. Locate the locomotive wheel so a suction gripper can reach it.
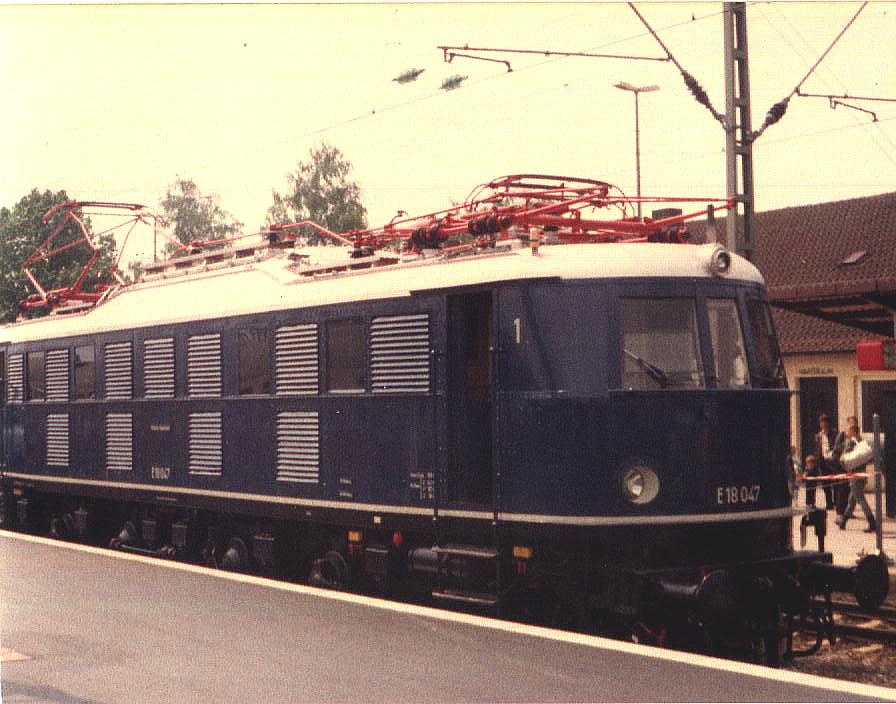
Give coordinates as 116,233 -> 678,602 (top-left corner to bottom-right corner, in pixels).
308,550 -> 348,590
754,633 -> 785,667
221,537 -> 252,573
201,535 -> 220,568
109,520 -> 140,549
49,512 -> 76,541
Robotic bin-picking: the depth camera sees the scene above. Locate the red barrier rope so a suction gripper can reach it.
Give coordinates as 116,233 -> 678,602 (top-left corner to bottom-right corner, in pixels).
796,470 -> 871,483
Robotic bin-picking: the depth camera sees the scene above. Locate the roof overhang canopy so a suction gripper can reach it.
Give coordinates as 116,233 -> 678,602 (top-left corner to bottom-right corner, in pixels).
768,277 -> 896,337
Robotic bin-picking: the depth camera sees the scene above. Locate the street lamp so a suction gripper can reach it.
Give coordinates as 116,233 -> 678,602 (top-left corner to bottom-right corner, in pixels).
614,82 -> 660,219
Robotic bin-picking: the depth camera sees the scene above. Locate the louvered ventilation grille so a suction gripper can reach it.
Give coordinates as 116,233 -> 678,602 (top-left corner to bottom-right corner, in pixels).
144,338 -> 175,399
46,413 -> 69,467
276,411 -> 319,483
188,334 -> 221,398
189,412 -> 222,476
7,353 -> 23,403
370,314 -> 431,393
275,324 -> 318,395
106,413 -> 133,472
45,349 -> 69,402
105,342 -> 133,399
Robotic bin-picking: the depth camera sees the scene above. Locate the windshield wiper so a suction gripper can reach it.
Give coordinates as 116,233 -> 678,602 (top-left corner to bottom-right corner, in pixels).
623,349 -> 669,388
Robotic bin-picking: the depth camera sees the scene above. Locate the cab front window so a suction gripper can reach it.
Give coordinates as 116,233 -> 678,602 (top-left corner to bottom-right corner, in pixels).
620,298 -> 705,390
745,298 -> 786,388
707,298 -> 750,389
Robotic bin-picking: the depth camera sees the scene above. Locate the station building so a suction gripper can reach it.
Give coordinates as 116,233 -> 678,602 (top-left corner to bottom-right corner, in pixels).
750,191 -> 896,457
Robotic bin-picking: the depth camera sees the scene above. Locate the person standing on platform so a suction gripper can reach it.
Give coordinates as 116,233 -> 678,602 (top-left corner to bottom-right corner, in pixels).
835,415 -> 877,533
803,454 -> 822,507
814,414 -> 837,511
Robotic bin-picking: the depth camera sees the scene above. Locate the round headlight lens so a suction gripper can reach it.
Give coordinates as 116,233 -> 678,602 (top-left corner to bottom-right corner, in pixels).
622,465 -> 660,505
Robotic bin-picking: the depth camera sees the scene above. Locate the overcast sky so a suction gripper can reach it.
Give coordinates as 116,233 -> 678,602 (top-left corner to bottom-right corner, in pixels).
1,2 -> 894,261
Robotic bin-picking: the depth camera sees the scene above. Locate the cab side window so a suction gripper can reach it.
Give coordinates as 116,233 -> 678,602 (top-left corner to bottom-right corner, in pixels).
327,319 -> 366,392
27,351 -> 45,401
73,345 -> 95,400
239,328 -> 272,395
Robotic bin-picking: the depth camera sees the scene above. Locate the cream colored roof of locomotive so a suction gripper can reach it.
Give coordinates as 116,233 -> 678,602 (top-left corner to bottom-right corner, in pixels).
1,243 -> 763,344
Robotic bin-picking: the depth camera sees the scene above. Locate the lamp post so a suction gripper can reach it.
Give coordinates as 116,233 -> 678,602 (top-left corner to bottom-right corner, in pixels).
614,82 -> 660,219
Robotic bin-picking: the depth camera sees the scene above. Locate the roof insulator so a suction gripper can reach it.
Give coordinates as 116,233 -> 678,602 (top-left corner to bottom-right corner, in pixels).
682,71 -> 711,111
753,97 -> 790,140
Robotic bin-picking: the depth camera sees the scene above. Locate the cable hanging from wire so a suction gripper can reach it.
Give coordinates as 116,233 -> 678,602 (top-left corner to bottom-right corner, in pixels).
752,1 -> 868,141
628,2 -> 727,129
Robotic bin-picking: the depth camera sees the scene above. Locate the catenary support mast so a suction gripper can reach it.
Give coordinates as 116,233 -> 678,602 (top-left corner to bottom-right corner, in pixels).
724,2 -> 755,261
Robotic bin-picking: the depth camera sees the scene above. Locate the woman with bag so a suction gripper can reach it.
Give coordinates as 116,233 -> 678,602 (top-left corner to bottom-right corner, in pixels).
835,415 -> 877,533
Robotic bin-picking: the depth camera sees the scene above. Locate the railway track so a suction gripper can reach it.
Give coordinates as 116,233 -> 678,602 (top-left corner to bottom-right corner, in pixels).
802,598 -> 896,646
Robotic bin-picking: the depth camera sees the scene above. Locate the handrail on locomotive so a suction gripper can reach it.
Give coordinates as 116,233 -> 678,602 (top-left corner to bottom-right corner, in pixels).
18,175 -> 733,317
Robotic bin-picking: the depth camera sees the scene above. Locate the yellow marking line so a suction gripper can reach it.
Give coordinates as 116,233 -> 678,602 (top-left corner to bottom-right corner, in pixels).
1,646 -> 31,662
3,529 -> 896,701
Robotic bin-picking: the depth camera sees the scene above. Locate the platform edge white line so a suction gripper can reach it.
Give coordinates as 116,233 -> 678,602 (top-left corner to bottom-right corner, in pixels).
3,529 -> 896,701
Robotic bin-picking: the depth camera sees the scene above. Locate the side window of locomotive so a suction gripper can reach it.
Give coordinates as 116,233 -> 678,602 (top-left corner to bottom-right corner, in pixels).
745,299 -> 786,388
238,328 -> 272,395
327,319 -> 366,392
73,345 -> 95,400
619,298 -> 704,390
26,351 -> 46,401
706,299 -> 750,389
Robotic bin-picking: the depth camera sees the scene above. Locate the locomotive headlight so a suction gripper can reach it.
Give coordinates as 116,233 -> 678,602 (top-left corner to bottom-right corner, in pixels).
622,464 -> 660,505
707,245 -> 732,277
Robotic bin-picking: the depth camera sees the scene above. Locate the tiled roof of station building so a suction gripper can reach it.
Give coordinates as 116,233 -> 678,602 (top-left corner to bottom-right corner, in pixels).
771,307 -> 882,355
753,191 -> 896,299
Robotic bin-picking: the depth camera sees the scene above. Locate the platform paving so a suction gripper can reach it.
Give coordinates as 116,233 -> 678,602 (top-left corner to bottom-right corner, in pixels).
4,531 -> 896,703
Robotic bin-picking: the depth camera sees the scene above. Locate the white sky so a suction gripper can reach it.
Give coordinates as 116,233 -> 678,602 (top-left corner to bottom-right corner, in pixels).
1,2 -> 894,262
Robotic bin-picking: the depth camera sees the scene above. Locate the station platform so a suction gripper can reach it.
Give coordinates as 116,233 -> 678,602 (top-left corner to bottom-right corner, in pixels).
790,487 -> 896,580
3,531 -> 896,703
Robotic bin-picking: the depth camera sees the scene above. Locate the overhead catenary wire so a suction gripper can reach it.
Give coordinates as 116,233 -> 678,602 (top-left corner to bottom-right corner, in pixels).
751,1 -> 869,141
756,2 -> 896,168
796,91 -> 896,104
438,44 -> 669,65
158,6 -> 732,194
627,2 -> 727,129
99,3 -> 892,218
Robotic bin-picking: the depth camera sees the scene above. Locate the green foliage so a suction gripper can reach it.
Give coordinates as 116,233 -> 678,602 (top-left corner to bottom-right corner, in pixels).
159,178 -> 243,251
266,143 -> 367,242
0,189 -> 117,322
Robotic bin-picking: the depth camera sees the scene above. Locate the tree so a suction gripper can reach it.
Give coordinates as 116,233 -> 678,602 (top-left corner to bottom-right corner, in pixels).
0,189 -> 117,322
159,178 -> 243,251
266,143 -> 367,242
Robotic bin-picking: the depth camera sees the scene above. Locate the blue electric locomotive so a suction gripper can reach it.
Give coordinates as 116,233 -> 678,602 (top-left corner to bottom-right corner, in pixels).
0,176 -> 886,661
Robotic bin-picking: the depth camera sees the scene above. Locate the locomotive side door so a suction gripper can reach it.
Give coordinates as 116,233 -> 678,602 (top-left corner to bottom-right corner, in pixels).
444,291 -> 494,506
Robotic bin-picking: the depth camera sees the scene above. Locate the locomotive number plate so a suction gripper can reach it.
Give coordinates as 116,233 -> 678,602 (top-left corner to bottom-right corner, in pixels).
716,485 -> 761,505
